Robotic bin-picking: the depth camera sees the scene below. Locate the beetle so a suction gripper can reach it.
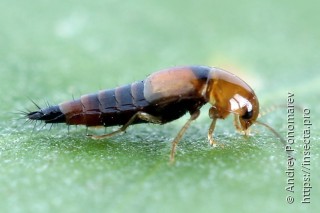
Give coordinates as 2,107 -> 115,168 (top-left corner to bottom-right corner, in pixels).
27,65 -> 284,161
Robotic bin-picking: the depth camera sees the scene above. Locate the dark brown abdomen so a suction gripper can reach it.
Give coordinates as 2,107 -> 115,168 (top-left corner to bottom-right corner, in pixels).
59,81 -> 151,126
30,65 -> 211,127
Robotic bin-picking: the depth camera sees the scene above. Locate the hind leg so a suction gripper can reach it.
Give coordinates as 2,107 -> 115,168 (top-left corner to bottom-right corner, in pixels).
87,112 -> 162,139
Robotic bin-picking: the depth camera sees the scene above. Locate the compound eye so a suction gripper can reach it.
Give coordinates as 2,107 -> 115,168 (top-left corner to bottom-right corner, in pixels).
241,110 -> 253,119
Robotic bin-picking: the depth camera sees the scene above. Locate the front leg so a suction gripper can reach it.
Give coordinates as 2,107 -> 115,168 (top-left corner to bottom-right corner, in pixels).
208,107 -> 225,147
207,117 -> 218,147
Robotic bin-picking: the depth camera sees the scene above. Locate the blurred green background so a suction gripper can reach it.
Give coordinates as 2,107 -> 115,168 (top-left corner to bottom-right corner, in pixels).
0,0 -> 319,212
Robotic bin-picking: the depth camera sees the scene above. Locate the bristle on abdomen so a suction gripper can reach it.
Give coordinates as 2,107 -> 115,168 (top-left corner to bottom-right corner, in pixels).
27,105 -> 66,123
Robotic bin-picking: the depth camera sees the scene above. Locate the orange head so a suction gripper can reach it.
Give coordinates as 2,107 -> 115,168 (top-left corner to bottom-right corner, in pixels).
205,68 -> 259,131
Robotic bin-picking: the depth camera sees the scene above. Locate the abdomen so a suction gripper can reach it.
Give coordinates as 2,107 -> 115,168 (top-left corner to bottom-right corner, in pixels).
27,66 -> 211,127
59,81 -> 151,126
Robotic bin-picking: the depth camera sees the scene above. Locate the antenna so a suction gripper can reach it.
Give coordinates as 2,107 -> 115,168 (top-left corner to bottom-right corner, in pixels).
254,120 -> 286,146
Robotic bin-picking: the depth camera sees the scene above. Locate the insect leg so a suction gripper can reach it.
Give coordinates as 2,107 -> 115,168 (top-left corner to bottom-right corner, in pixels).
234,114 -> 250,136
207,106 -> 226,147
170,110 -> 200,163
88,112 -> 162,139
207,117 -> 218,146
233,114 -> 242,132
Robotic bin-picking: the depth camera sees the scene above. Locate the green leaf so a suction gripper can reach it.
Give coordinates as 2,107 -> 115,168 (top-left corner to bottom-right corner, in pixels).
1,0 -> 319,212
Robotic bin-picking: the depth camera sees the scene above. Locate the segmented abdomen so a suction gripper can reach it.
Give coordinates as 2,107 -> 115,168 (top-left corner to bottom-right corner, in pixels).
27,66 -> 211,127
59,81 -> 150,126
